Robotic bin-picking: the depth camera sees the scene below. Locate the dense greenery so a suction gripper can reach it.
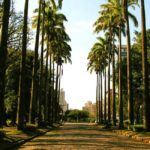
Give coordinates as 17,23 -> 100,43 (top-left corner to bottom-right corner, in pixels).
65,109 -> 89,122
0,0 -> 150,135
87,0 -> 150,131
115,29 -> 150,124
0,0 -> 71,130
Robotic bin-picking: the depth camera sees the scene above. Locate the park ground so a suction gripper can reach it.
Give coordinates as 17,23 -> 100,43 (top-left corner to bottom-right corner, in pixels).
1,123 -> 149,150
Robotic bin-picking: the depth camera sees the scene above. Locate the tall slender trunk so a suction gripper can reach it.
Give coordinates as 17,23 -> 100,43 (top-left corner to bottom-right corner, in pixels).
44,47 -> 49,123
48,51 -> 52,124
29,0 -> 42,123
96,73 -> 99,123
57,65 -> 62,121
126,10 -> 134,126
0,0 -> 11,127
16,0 -> 29,129
108,51 -> 111,123
55,63 -> 59,122
98,72 -> 101,123
140,0 -> 150,131
52,59 -> 56,122
104,68 -> 107,123
118,26 -> 123,128
112,36 -> 116,126
100,73 -> 103,123
124,0 -> 134,125
38,0 -> 45,126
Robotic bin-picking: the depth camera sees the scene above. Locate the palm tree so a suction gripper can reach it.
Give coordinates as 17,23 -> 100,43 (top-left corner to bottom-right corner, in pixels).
112,33 -> 116,126
53,40 -> 71,122
105,0 -> 125,128
38,0 -> 45,126
96,0 -> 138,127
116,4 -> 126,128
96,72 -> 100,123
16,0 -> 29,130
107,39 -> 111,123
48,48 -> 53,124
94,2 -> 115,124
87,50 -> 101,123
140,0 -> 150,131
100,71 -> 103,123
118,26 -> 123,128
104,67 -> 107,122
0,0 -> 11,127
97,0 -> 125,127
29,0 -> 42,124
38,1 -> 71,123
44,45 -> 49,123
122,0 -> 133,126
98,72 -> 101,123
87,36 -> 108,123
103,0 -> 126,128
122,0 -> 138,125
51,27 -> 71,123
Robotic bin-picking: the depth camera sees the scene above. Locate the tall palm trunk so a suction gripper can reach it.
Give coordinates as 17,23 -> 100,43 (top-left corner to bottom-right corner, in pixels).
52,59 -> 56,122
57,64 -> 62,121
104,67 -> 107,123
118,26 -> 123,128
48,51 -> 52,124
44,47 -> 49,123
38,0 -> 45,126
112,35 -> 116,126
100,72 -> 103,123
29,0 -> 42,123
96,73 -> 99,123
0,0 -> 11,127
16,0 -> 29,129
123,0 -> 134,125
140,0 -> 150,131
55,63 -> 59,122
98,72 -> 101,123
108,49 -> 111,123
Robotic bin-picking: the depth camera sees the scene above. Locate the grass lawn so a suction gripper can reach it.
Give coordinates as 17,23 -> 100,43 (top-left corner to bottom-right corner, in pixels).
0,124 -> 49,149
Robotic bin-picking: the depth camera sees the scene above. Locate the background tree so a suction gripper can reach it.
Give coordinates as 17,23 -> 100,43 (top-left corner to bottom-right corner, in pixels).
140,0 -> 150,131
16,0 -> 29,130
0,0 -> 11,127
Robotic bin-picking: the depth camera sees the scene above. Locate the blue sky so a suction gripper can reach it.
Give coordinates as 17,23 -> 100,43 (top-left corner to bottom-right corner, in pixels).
60,0 -> 101,109
15,0 -> 150,109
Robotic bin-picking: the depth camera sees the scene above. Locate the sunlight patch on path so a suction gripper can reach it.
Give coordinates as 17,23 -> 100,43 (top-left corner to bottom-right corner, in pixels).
14,123 -> 150,150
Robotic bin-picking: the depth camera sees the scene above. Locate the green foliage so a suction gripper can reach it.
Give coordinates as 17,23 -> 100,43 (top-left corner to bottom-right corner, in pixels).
4,49 -> 34,124
0,2 -> 33,51
0,0 -> 71,127
87,36 -> 108,73
133,29 -> 150,64
115,29 -> 150,123
5,91 -> 17,114
66,109 -> 89,122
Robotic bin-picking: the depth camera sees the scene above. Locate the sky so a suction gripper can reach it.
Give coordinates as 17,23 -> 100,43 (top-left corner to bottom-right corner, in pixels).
14,0 -> 150,109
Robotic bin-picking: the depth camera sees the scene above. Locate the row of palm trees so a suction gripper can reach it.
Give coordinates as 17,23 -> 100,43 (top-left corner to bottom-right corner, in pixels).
0,0 -> 71,129
87,0 -> 150,130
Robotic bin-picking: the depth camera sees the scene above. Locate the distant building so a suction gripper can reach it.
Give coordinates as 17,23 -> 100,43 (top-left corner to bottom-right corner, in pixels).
121,45 -> 127,57
59,88 -> 69,113
82,101 -> 96,118
117,45 -> 127,58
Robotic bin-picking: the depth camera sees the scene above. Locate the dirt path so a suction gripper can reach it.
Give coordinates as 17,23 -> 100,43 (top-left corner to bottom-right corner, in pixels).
14,123 -> 150,150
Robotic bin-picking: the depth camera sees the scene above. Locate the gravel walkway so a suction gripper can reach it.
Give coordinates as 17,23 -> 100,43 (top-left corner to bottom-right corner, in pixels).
14,123 -> 150,150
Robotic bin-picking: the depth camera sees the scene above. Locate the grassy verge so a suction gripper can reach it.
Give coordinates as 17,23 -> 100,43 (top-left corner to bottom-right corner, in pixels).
0,124 -> 51,150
